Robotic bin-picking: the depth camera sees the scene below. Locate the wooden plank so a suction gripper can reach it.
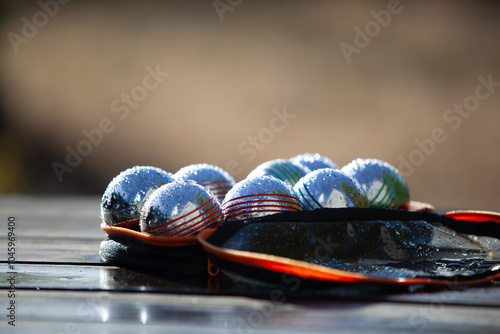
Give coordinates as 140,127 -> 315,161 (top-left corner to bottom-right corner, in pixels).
2,195 -> 500,334
0,195 -> 102,238
0,264 -> 209,293
1,237 -> 102,263
2,264 -> 500,308
3,290 -> 500,334
0,196 -> 105,263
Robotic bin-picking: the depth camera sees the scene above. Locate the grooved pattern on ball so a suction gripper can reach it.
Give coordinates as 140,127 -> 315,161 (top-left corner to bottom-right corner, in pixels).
173,163 -> 235,203
294,168 -> 367,209
246,159 -> 308,186
341,158 -> 409,209
222,175 -> 302,221
140,181 -> 224,237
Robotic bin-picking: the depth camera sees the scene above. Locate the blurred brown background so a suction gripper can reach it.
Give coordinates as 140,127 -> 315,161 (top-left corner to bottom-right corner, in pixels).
0,0 -> 499,210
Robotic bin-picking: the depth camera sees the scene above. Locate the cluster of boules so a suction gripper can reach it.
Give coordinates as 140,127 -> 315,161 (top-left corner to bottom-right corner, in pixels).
100,163 -> 232,237
100,154 -> 409,236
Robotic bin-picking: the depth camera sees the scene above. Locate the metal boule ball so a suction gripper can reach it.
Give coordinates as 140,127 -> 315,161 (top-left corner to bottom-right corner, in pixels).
139,181 -> 224,237
173,163 -> 235,203
341,158 -> 409,209
289,152 -> 338,173
294,168 -> 368,210
222,175 -> 302,221
246,159 -> 308,186
100,166 -> 175,226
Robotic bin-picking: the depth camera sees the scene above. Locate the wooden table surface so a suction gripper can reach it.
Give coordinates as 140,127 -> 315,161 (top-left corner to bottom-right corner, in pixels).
1,196 -> 500,333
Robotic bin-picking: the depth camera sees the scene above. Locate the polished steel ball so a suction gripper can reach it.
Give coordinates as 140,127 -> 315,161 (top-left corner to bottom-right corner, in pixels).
294,168 -> 368,210
139,181 -> 224,236
341,158 -> 409,208
222,175 -> 302,221
289,153 -> 338,173
246,159 -> 308,186
100,166 -> 175,226
173,163 -> 235,203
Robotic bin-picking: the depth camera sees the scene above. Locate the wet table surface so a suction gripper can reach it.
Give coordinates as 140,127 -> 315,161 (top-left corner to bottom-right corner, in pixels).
1,196 -> 500,333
